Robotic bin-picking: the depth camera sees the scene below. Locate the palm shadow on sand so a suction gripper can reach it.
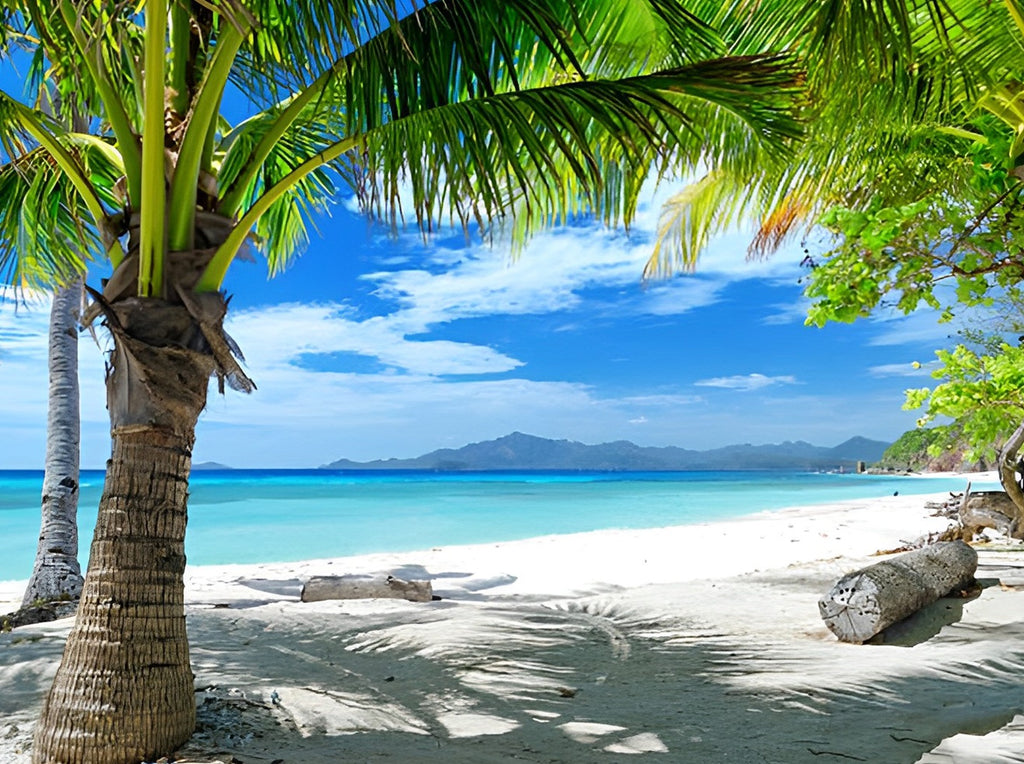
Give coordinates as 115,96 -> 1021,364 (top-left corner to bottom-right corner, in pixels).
3,567 -> 1023,763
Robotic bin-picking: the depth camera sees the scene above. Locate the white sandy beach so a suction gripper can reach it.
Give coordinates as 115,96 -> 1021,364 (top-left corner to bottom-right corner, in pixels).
3,478 -> 1024,763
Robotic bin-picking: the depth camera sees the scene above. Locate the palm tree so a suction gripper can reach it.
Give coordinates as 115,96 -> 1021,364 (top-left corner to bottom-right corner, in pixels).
21,279 -> 85,607
0,3 -> 806,762
15,89 -> 91,610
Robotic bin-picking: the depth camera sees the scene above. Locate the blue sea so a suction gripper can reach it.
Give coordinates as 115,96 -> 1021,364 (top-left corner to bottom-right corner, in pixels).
0,469 -> 997,582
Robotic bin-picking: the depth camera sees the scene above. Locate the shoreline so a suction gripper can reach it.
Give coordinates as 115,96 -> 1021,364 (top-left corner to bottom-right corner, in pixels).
182,489 -> 970,602
0,482 -> 987,602
3,481 -> 1023,763
0,470 -> 997,590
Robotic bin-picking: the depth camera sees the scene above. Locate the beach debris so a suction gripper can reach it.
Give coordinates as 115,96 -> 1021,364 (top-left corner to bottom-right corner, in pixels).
926,482 -> 1021,542
0,596 -> 78,631
818,540 -> 978,643
172,687 -> 291,763
300,575 -> 434,603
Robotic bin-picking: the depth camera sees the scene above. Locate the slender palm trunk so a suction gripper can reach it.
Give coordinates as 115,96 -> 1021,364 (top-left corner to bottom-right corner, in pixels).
33,297 -> 217,764
23,281 -> 85,606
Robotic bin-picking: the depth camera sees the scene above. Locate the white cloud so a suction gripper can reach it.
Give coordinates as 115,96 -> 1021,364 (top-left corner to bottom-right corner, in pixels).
619,393 -> 705,407
337,178 -> 809,333
224,186 -> 810,391
866,308 -> 962,348
637,277 -> 727,316
0,294 -> 113,468
227,302 -> 522,376
694,373 -> 798,391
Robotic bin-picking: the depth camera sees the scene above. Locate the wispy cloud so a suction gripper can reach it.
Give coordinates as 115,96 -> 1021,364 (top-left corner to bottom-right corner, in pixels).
228,302 -> 522,376
867,309 -> 962,347
0,293 -> 113,467
346,180 -> 808,331
869,360 -> 940,378
761,297 -> 813,326
694,373 -> 798,391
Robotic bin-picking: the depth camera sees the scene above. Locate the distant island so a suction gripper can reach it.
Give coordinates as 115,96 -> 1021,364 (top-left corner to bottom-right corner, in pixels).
321,432 -> 890,472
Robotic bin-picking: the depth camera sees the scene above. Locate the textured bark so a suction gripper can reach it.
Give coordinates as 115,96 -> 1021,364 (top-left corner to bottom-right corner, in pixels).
32,298 -> 218,764
23,282 -> 85,606
960,490 -> 1020,538
818,541 -> 978,643
998,420 -> 1024,536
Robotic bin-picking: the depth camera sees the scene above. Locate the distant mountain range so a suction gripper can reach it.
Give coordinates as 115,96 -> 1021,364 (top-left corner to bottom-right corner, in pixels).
322,432 -> 891,472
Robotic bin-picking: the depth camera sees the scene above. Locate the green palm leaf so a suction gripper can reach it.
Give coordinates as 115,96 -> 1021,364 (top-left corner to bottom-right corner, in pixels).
0,147 -> 103,288
648,0 -> 1024,274
211,1 -> 803,283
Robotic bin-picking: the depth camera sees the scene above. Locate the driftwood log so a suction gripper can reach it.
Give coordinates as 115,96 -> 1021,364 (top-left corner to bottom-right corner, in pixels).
927,483 -> 1022,542
960,490 -> 1020,538
818,541 -> 977,643
300,575 -> 433,603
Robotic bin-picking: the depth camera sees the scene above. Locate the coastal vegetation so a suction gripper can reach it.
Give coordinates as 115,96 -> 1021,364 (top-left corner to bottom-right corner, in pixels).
0,2 -> 811,762
4,0 -> 1024,761
647,3 -> 1024,530
804,115 -> 1024,523
876,427 -> 996,474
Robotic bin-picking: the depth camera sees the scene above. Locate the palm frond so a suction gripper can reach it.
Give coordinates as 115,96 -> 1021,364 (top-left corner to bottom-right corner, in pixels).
206,0 -> 803,283
0,147 -> 103,288
220,115 -> 337,274
648,0 -> 1023,273
645,169 -> 754,277
26,1 -> 143,123
342,54 -> 803,245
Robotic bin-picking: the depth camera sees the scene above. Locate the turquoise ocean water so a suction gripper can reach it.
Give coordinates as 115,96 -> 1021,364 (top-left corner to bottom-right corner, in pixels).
0,469 -> 998,582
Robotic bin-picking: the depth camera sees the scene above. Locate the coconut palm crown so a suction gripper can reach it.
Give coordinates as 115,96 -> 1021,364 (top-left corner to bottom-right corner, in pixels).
0,2 -> 807,762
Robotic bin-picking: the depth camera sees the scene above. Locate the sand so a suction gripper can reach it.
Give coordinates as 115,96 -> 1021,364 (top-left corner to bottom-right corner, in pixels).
3,478 -> 1024,763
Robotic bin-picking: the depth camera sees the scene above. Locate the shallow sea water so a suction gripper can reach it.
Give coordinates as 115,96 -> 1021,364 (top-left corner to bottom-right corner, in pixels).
0,469 -> 996,582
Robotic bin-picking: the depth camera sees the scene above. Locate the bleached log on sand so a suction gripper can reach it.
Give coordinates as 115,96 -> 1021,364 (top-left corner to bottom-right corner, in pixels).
300,575 -> 433,603
818,541 -> 978,643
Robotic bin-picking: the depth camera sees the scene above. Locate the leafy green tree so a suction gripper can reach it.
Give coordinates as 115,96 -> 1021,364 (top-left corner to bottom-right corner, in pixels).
876,426 -> 949,472
805,123 -> 1024,529
0,2 -> 808,761
649,1 -> 1024,527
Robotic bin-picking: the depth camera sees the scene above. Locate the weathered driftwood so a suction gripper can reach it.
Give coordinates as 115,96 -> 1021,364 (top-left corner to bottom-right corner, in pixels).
960,490 -> 1020,538
818,541 -> 977,643
300,575 -> 433,603
926,482 -> 1021,542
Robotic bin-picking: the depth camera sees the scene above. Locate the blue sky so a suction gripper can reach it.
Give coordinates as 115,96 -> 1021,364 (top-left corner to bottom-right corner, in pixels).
0,181 -> 958,469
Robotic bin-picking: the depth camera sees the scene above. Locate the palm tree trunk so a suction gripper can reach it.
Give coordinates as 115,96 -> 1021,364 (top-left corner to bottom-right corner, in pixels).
22,281 -> 85,606
32,298 -> 217,764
